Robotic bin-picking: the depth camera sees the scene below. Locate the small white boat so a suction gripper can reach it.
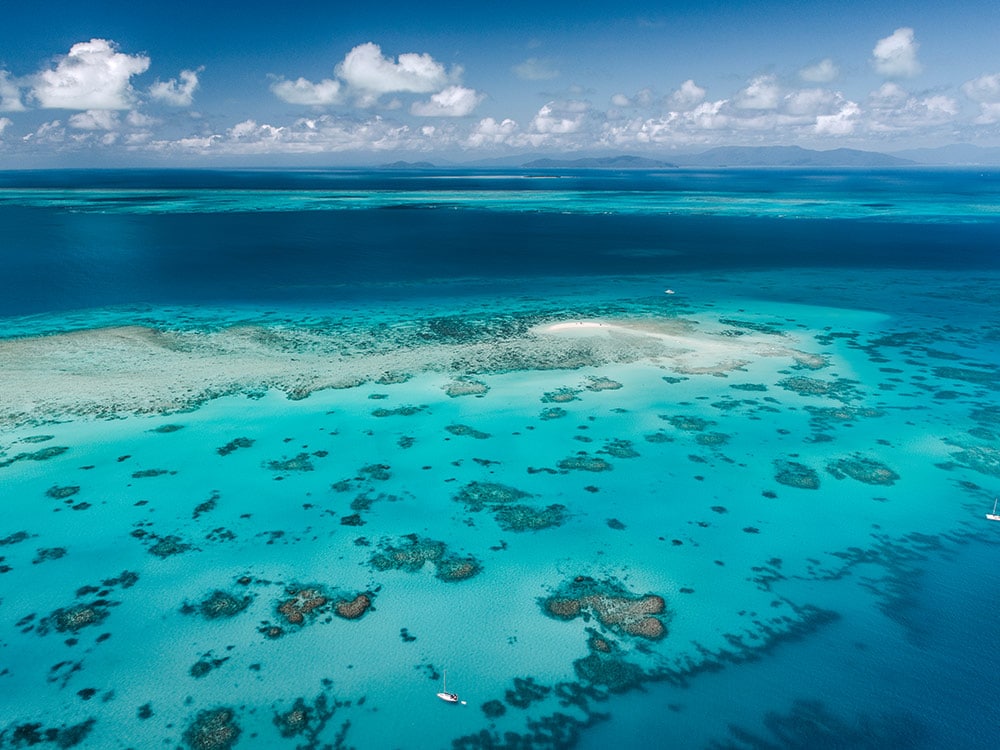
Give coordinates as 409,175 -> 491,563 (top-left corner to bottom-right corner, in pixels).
987,498 -> 1000,522
436,670 -> 464,704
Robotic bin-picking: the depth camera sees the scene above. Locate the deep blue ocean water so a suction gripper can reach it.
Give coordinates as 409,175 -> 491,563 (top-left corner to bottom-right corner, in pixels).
0,168 -> 998,749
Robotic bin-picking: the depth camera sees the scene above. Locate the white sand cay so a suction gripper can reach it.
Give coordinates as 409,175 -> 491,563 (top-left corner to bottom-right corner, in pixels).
534,317 -> 824,374
0,315 -> 825,428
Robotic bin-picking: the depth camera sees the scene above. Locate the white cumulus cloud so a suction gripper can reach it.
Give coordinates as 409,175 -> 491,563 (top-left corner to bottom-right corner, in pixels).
68,109 -> 120,130
126,110 -> 158,128
512,58 -> 559,81
271,76 -> 342,106
671,79 -> 706,109
0,116 -> 12,136
336,42 -> 450,95
799,58 -> 839,83
411,85 -> 483,117
963,73 -> 1000,124
1,71 -> 26,112
735,76 -> 780,110
872,28 -> 921,78
467,117 -> 520,147
815,100 -> 860,135
149,69 -> 200,106
962,73 -> 1000,102
531,101 -> 587,134
33,39 -> 150,110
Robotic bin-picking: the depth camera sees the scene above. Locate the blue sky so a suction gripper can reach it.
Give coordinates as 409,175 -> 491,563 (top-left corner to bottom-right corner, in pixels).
1,0 -> 999,165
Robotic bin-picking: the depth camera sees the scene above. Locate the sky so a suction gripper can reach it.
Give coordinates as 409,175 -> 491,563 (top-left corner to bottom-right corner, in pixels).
1,0 -> 1000,165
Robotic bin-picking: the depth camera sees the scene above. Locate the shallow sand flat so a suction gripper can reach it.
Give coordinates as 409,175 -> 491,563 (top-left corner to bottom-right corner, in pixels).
0,312 -> 820,428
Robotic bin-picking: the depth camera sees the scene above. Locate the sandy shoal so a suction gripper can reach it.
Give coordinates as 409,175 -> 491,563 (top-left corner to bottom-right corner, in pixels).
0,317 -> 822,428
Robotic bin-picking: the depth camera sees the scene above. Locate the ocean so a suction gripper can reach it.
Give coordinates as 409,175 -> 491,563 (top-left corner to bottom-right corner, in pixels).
0,167 -> 998,749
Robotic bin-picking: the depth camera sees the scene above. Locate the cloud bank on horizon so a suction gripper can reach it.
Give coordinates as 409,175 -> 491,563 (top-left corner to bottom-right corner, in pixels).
1,18 -> 1000,163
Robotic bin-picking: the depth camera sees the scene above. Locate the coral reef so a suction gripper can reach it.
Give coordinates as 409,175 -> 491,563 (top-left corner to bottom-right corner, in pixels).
557,454 -> 613,472
182,707 -> 240,750
773,459 -> 820,490
600,439 -> 639,459
446,424 -> 492,439
131,468 -> 170,478
334,593 -> 373,620
45,485 -> 80,499
453,482 -> 530,512
0,445 -> 69,468
217,437 -> 253,456
368,533 -> 482,581
541,387 -> 580,403
585,376 -> 622,391
4,719 -> 95,748
494,504 -> 568,532
827,455 -> 900,485
147,535 -> 192,558
541,576 -> 669,640
662,415 -> 713,431
434,555 -> 483,582
444,377 -> 489,397
278,588 -> 328,625
266,453 -> 314,472
197,590 -> 251,620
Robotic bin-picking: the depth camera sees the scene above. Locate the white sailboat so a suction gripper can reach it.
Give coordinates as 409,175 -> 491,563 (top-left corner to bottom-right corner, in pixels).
436,670 -> 465,704
987,498 -> 1000,522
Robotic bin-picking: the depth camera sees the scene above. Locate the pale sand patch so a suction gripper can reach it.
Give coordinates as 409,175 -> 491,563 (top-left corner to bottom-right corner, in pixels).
0,316 -> 824,427
535,317 -> 815,376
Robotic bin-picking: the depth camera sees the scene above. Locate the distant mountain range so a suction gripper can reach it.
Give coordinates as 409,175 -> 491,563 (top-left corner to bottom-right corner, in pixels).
891,143 -> 1000,166
521,155 -> 678,169
670,145 -> 914,167
380,144 -> 1000,170
520,146 -> 914,168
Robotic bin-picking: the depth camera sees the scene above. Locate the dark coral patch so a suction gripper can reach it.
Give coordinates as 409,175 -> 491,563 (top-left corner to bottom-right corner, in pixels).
774,459 -> 820,490
0,445 -> 69,468
182,707 -> 240,750
266,453 -> 314,472
454,481 -> 530,512
334,593 -> 373,620
217,437 -> 254,456
446,424 -> 492,439
585,376 -> 622,391
600,439 -> 639,459
6,719 -> 95,748
541,576 -> 669,640
372,405 -> 426,417
541,387 -> 581,403
827,455 -> 900,485
197,590 -> 251,620
147,535 -> 192,558
277,588 -> 329,625
46,485 -> 80,499
557,455 -> 613,472
131,468 -> 171,478
494,504 -> 567,532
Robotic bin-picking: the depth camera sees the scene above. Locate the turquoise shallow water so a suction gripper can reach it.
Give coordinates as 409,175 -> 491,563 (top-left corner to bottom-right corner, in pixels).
2,269 -> 1000,748
1,171 -> 1000,749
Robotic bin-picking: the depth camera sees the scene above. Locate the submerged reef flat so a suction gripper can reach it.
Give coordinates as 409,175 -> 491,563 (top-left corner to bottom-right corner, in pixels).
0,304 -> 826,428
2,270 -> 1000,749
